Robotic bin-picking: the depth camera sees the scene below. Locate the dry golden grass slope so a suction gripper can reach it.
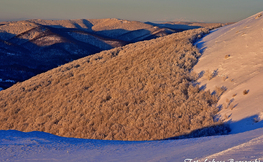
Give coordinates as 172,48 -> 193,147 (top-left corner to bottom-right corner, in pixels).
0,28 -> 225,141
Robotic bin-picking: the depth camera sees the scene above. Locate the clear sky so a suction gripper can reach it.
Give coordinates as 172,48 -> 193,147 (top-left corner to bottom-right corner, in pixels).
1,0 -> 263,23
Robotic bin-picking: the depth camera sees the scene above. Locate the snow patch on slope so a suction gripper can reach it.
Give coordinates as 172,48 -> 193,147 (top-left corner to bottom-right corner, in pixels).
0,79 -> 16,83
193,11 -> 263,134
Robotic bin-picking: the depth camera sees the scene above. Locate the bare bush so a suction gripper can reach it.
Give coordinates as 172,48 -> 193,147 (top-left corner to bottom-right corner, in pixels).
224,114 -> 229,120
253,117 -> 260,123
255,13 -> 262,19
205,69 -> 217,80
222,75 -> 228,81
215,86 -> 227,99
190,71 -> 199,81
229,103 -> 234,110
243,89 -> 249,95
224,55 -> 230,59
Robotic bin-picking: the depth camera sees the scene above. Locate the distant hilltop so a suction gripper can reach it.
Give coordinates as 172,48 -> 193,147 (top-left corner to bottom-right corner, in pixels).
0,18 -> 224,90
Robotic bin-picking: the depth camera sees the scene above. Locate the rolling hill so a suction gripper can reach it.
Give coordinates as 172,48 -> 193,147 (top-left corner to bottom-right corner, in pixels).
0,11 -> 263,162
0,27 -> 229,141
0,19 -> 170,90
0,19 -> 223,90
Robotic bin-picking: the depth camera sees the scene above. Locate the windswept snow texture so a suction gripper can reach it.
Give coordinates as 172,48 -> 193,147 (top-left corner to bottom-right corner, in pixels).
0,128 -> 263,161
194,11 -> 263,134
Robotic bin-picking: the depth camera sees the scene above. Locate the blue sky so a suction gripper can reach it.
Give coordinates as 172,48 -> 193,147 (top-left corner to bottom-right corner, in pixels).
0,0 -> 262,22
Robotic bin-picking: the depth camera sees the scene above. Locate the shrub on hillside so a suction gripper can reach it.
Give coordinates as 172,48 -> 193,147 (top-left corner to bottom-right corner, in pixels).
243,89 -> 249,95
255,13 -> 262,19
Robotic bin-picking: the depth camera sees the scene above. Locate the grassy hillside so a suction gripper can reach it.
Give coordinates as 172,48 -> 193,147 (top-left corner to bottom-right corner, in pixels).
0,27 -> 228,141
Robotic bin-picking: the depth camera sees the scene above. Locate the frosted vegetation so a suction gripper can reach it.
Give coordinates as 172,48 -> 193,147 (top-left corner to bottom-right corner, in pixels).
0,18 -> 224,90
1,11 -> 263,161
0,18 -> 173,90
0,28 -> 229,141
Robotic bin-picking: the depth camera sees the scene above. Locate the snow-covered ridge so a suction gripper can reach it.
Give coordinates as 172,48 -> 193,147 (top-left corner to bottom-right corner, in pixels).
0,78 -> 15,83
193,11 -> 263,134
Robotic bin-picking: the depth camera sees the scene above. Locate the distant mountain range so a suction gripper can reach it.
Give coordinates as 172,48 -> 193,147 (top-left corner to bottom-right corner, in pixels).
0,18 -> 223,90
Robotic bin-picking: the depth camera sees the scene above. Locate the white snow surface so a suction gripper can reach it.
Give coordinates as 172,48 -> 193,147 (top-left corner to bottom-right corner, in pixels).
1,12 -> 263,161
0,79 -> 16,83
1,129 -> 263,162
193,11 -> 263,134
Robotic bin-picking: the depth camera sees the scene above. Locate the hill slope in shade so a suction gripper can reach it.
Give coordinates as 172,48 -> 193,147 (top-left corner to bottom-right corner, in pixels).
0,28 -> 229,141
2,18 -> 205,90
193,11 -> 263,133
